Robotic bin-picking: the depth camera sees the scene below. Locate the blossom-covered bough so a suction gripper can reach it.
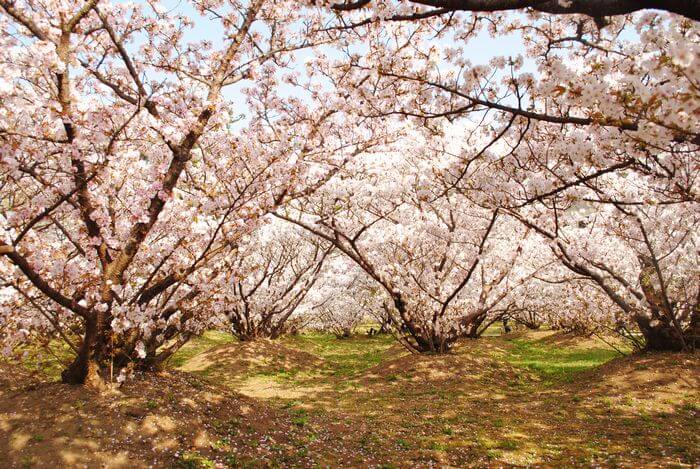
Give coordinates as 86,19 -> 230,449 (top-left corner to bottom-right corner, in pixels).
326,0 -> 700,23
0,0 -> 380,384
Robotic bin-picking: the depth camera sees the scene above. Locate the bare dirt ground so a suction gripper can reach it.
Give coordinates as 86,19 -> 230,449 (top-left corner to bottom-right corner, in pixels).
0,365 -> 316,468
1,330 -> 698,468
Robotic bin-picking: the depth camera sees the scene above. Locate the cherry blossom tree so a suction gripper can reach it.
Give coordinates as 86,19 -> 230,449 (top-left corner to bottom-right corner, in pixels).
1,0 -> 697,391
216,219 -> 331,341
507,265 -> 641,341
0,0 -> 379,384
303,257 -> 381,338
277,146 -> 543,352
504,199 -> 699,350
315,6 -> 699,350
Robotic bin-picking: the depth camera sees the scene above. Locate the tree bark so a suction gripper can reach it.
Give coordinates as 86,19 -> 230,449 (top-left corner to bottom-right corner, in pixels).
331,0 -> 700,21
635,315 -> 688,351
61,315 -> 109,384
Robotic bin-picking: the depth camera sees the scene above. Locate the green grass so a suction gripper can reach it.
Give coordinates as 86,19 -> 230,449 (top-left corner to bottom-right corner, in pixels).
169,330 -> 395,381
166,330 -> 397,393
8,327 -> 698,467
3,330 -> 234,382
8,329 -> 621,390
11,340 -> 75,381
168,330 -> 236,368
504,338 -> 622,382
254,367 -> 303,381
284,331 -> 395,377
175,451 -> 216,468
480,323 -> 509,337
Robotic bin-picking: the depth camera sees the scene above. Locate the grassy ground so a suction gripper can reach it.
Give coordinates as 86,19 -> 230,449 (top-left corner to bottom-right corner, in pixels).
504,335 -> 623,383
171,329 -> 698,467
167,330 -> 235,369
1,329 -> 698,467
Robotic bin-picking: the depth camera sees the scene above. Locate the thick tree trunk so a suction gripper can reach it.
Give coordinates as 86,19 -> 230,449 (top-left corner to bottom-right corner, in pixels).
62,316 -> 99,384
502,316 -> 512,334
61,318 -> 95,383
637,262 -> 692,351
236,328 -> 262,341
464,315 -> 487,338
636,315 -> 688,352
390,296 -> 462,353
61,314 -> 111,385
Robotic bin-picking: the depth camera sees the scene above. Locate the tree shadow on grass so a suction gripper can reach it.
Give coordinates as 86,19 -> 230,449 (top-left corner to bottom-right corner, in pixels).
2,333 -> 697,468
234,335 -> 699,467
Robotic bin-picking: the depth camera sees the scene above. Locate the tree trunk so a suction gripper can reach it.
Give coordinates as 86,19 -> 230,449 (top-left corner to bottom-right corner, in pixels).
636,261 -> 690,351
636,315 -> 687,351
61,315 -> 109,385
464,315 -> 487,338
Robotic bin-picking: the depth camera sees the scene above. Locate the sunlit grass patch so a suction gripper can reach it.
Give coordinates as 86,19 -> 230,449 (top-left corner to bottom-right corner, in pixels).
168,330 -> 236,368
2,328 -> 697,467
10,339 -> 75,381
283,331 -> 396,377
175,451 -> 216,468
504,337 -> 622,382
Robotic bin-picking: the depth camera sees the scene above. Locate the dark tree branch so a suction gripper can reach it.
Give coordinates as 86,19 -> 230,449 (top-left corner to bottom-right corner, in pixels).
330,0 -> 700,21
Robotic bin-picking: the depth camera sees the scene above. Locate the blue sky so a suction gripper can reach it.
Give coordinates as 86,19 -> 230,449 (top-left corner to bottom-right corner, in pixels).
149,0 -> 530,110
